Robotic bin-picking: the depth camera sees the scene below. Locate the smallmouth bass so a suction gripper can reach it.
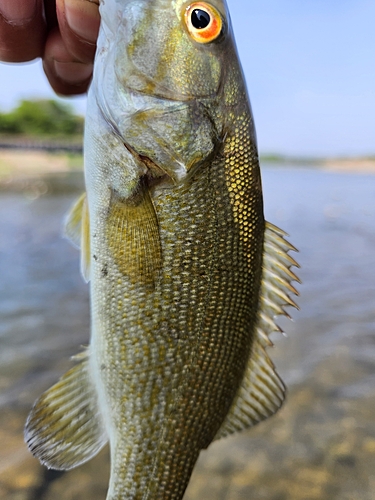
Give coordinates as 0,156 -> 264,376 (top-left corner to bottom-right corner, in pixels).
25,1 -> 299,498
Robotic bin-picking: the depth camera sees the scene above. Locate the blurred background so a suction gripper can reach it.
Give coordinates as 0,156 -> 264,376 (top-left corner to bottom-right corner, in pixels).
0,0 -> 374,499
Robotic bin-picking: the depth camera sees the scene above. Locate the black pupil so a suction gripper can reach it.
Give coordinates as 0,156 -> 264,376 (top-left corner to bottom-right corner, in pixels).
191,9 -> 211,29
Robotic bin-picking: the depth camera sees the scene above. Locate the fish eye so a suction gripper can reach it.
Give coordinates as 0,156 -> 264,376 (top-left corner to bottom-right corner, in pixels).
191,9 -> 210,29
184,2 -> 223,44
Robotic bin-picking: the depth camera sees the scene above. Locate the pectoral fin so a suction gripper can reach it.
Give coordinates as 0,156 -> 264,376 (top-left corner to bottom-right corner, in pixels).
25,351 -> 108,470
64,193 -> 86,248
106,180 -> 162,285
215,222 -> 299,439
64,193 -> 91,282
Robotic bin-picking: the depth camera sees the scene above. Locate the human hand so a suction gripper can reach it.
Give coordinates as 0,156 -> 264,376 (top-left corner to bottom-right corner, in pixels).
0,0 -> 100,95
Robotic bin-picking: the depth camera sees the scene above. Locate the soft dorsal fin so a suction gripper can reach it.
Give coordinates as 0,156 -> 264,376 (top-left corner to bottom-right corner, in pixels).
64,193 -> 91,282
25,350 -> 108,470
215,222 -> 300,440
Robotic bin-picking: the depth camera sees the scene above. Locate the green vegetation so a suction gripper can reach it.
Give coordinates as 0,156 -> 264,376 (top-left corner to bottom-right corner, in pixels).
260,153 -> 322,164
0,99 -> 83,137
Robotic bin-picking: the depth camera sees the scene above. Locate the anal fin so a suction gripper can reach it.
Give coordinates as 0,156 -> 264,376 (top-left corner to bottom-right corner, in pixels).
25,351 -> 108,470
215,222 -> 299,439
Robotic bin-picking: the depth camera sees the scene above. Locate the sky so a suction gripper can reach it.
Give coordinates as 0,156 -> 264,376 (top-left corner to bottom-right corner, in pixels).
0,0 -> 374,157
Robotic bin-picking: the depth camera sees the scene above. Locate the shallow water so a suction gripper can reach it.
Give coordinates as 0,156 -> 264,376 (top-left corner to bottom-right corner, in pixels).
0,166 -> 374,499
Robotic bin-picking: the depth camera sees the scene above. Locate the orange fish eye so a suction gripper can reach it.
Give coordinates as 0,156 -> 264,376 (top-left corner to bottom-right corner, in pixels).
184,2 -> 223,44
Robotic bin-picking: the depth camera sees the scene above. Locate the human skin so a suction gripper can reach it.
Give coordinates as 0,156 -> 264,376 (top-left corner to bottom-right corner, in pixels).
0,0 -> 100,95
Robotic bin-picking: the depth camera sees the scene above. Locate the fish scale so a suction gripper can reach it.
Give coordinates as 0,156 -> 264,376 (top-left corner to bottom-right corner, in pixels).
25,1 -> 299,498
97,152 -> 260,496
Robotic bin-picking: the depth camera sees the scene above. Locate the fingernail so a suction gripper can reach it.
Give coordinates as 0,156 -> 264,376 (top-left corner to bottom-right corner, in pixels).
0,0 -> 37,25
54,61 -> 93,84
65,0 -> 99,44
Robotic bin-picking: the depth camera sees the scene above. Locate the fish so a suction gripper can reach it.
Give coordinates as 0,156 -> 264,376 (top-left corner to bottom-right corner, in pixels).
24,0 -> 299,498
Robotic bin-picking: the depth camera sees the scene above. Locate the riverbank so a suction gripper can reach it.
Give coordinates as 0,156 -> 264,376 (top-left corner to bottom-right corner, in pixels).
0,150 -> 374,189
262,155 -> 375,174
0,150 -> 82,179
321,157 -> 375,174
0,150 -> 84,195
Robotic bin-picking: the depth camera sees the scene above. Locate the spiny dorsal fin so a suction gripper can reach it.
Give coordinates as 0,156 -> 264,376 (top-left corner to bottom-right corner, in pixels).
64,192 -> 91,282
215,221 -> 299,439
25,350 -> 108,470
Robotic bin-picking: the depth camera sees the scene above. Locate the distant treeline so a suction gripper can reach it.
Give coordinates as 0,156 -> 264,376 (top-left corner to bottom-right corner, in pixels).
0,99 -> 83,137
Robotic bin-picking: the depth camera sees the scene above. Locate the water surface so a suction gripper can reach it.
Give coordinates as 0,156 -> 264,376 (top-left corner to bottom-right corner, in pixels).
0,166 -> 374,499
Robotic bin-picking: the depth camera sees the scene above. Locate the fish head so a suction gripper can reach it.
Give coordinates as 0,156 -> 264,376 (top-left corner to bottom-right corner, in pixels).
99,0 -> 231,99
94,0 -> 246,186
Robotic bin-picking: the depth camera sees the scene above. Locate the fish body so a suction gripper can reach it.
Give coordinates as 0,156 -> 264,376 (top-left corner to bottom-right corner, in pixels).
25,1 -> 299,498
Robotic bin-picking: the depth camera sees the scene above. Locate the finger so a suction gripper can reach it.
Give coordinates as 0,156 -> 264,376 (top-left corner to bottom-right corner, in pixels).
43,27 -> 93,95
0,0 -> 47,62
56,0 -> 100,65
